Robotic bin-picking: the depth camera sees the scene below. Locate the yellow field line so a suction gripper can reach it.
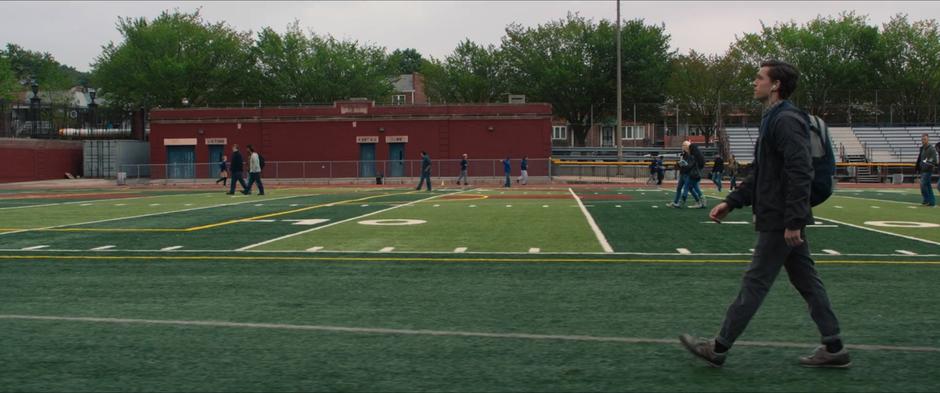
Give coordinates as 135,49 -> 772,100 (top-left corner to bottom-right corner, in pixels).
181,191 -> 416,232
1,254 -> 939,266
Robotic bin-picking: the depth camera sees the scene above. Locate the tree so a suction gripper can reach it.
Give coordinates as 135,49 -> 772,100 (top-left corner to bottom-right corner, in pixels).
387,48 -> 425,75
0,54 -> 18,101
421,39 -> 508,103
876,14 -> 940,124
500,13 -> 673,146
2,43 -> 86,91
250,22 -> 394,103
731,12 -> 880,121
90,9 -> 255,108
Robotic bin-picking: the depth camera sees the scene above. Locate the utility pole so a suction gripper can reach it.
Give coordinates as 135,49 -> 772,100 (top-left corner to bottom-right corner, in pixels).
616,0 -> 623,162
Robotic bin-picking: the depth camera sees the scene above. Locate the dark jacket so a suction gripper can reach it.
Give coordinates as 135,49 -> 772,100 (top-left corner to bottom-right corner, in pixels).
914,143 -> 938,174
712,156 -> 724,173
725,100 -> 814,231
230,151 -> 244,173
421,155 -> 431,173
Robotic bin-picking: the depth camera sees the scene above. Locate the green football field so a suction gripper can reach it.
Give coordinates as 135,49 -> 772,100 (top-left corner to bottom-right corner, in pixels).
1,184 -> 938,392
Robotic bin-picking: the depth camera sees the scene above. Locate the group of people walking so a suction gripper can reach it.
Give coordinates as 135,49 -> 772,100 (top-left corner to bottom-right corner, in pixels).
662,144 -> 739,209
215,143 -> 264,195
415,152 -> 529,191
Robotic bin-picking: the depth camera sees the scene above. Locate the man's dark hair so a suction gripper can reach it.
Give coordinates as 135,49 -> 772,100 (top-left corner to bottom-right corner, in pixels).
761,59 -> 799,99
246,144 -> 254,152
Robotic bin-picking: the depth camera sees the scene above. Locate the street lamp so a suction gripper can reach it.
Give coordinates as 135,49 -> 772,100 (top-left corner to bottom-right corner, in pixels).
87,88 -> 98,129
29,80 -> 40,136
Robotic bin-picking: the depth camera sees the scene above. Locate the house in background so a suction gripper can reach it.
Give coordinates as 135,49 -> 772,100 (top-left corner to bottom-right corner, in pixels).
388,73 -> 427,105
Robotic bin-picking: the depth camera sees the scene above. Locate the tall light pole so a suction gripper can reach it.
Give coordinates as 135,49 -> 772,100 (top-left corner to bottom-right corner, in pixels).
616,0 -> 623,162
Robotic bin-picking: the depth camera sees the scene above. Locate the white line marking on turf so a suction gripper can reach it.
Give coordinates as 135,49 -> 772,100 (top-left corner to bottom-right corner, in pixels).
379,247 -> 395,252
80,203 -> 92,206
834,195 -> 920,206
291,204 -> 299,207
247,219 -> 276,223
677,248 -> 691,255
651,205 -> 659,208
115,203 -> 127,206
529,248 -> 541,253
542,205 -> 549,208
569,188 -> 614,253
815,215 -> 940,247
160,246 -> 183,251
283,219 -> 330,226
615,205 -> 621,208
871,206 -> 880,209
306,246 -> 324,252
254,204 -> 264,207
90,245 -> 115,251
469,204 -> 477,208
149,204 -> 160,206
237,191 -> 465,251
506,204 -> 512,208
21,245 -> 49,250
2,315 -> 934,353
0,194 -> 316,237
0,192 -> 217,211
908,206 -> 918,209
834,206 -> 843,209
822,249 -> 841,255
896,250 -> 918,256
184,204 -> 193,206
454,247 -> 467,253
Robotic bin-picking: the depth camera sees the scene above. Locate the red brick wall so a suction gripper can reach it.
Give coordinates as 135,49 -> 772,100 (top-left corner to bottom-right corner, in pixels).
0,138 -> 83,183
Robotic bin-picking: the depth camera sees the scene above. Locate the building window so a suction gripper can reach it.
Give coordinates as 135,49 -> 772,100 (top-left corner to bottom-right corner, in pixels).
393,95 -> 406,105
621,125 -> 646,140
552,125 -> 568,140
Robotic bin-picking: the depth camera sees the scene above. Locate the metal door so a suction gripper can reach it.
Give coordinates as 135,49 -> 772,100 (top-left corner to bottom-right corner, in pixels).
166,145 -> 195,179
359,143 -> 376,177
388,143 -> 405,177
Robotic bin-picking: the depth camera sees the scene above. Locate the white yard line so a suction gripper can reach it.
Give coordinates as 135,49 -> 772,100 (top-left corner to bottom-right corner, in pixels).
453,247 -> 468,253
0,194 -> 317,237
895,250 -> 918,256
822,249 -> 841,255
237,191 -> 463,251
305,246 -> 324,252
528,248 -> 541,253
160,246 -> 183,251
379,247 -> 395,252
815,215 -> 940,247
20,245 -> 49,250
89,245 -> 115,251
568,188 -> 614,253
0,314 -> 936,353
0,192 -> 217,211
676,248 -> 692,255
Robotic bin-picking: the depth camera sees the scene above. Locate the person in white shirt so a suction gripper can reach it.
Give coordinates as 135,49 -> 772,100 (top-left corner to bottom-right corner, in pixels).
243,144 -> 265,196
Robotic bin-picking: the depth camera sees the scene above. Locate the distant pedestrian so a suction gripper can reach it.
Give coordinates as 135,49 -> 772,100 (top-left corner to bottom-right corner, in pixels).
728,155 -> 739,191
215,154 -> 228,186
226,144 -> 249,195
517,156 -> 528,185
502,157 -> 512,187
243,145 -> 265,196
655,155 -> 665,185
915,133 -> 937,206
456,153 -> 469,186
711,154 -> 725,192
416,151 -> 432,191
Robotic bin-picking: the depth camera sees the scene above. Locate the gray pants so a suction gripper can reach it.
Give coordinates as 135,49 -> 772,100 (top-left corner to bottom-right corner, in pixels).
456,169 -> 468,185
716,230 -> 842,349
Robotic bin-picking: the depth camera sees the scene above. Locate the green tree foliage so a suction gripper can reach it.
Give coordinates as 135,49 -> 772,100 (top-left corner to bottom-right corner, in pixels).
388,48 -> 425,75
90,9 -> 255,108
0,54 -> 19,101
876,14 -> 940,123
500,13 -> 672,145
421,39 -> 507,103
250,22 -> 393,103
731,12 -> 880,119
1,43 -> 86,91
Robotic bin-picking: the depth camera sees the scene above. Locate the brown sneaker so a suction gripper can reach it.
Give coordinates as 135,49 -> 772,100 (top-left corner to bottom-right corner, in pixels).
679,334 -> 726,367
799,345 -> 851,368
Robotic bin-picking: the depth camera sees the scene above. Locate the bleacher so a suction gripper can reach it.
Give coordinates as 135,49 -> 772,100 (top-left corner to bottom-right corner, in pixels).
853,127 -> 940,163
725,127 -> 759,163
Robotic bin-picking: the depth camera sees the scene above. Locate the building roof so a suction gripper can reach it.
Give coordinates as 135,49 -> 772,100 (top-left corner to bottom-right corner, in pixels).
391,74 -> 415,92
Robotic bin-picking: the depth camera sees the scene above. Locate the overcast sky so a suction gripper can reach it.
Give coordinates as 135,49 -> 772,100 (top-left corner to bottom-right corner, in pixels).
2,1 -> 938,72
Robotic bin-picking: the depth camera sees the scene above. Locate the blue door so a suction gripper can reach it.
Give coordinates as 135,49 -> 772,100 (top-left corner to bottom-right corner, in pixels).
166,146 -> 195,179
388,143 -> 405,177
208,145 -> 224,178
359,143 -> 376,177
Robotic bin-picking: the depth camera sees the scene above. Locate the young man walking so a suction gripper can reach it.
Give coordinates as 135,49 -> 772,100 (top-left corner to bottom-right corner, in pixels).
416,151 -> 432,191
679,60 -> 849,368
243,145 -> 264,196
226,144 -> 249,195
517,156 -> 528,185
456,153 -> 469,186
914,133 -> 937,206
711,154 -> 724,192
502,157 -> 512,188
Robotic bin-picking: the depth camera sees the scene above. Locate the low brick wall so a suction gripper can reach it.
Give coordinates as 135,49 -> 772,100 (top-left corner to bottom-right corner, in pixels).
0,138 -> 83,183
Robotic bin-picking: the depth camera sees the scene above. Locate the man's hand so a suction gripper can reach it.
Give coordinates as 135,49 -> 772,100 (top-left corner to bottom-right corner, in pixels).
709,202 -> 731,223
784,228 -> 804,247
